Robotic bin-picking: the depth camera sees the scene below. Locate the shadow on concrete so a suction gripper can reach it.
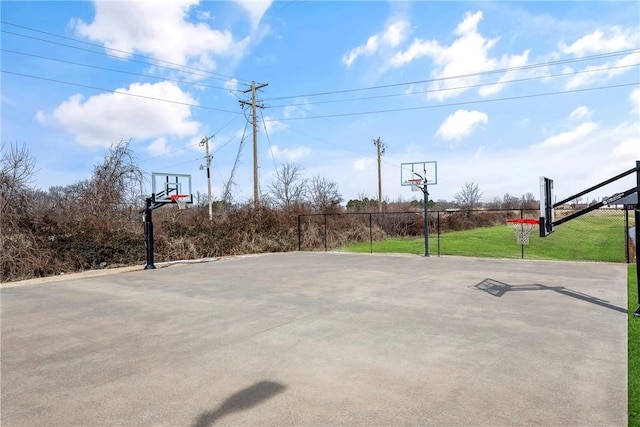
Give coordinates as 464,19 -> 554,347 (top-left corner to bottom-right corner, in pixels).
192,380 -> 286,427
473,278 -> 627,314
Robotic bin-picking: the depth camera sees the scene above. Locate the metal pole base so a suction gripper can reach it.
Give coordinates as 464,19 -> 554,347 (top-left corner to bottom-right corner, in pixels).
634,306 -> 640,318
144,264 -> 156,270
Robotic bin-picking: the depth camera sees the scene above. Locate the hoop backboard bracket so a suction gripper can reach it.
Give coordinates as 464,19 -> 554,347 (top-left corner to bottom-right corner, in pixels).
539,176 -> 555,237
401,161 -> 438,188
151,172 -> 193,204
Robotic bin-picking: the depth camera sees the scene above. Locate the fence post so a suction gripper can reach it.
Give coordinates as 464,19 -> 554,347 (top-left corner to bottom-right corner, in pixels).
625,207 -> 629,263
369,213 -> 373,254
520,208 -> 524,259
437,211 -> 441,257
297,215 -> 301,251
634,160 -> 640,317
324,214 -> 328,252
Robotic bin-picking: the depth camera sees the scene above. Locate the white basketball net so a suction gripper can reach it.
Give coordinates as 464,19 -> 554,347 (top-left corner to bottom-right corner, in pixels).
510,221 -> 536,245
172,195 -> 189,210
408,179 -> 422,192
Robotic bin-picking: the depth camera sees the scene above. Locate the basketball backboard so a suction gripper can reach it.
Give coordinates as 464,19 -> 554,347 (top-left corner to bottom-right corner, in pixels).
152,172 -> 193,204
401,161 -> 437,187
539,176 -> 555,237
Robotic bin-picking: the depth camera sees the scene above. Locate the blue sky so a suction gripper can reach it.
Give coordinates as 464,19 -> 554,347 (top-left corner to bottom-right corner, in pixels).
2,0 -> 639,205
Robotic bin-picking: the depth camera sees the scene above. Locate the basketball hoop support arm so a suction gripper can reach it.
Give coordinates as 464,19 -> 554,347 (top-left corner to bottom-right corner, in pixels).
546,163 -> 640,317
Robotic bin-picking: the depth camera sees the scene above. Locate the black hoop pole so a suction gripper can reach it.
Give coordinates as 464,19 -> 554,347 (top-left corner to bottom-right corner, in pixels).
412,172 -> 430,257
423,185 -> 430,257
143,197 -> 156,270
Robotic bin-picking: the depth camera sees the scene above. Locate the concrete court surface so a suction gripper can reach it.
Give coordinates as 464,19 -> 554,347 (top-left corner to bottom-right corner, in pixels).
1,252 -> 628,426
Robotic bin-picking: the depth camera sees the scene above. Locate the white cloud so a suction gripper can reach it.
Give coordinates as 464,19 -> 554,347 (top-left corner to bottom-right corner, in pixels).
343,35 -> 379,68
563,51 -> 640,90
390,11 -> 529,100
559,26 -> 638,57
147,137 -> 174,156
612,137 -> 640,158
38,81 -> 201,148
477,50 -> 530,97
234,0 -> 272,30
556,24 -> 640,90
269,145 -> 311,162
436,109 -> 488,142
342,19 -> 410,67
382,20 -> 409,47
73,0 -> 250,69
631,88 -> 640,114
262,116 -> 286,134
282,98 -> 310,119
568,106 -> 593,121
352,158 -> 372,172
224,78 -> 239,92
538,122 -> 598,148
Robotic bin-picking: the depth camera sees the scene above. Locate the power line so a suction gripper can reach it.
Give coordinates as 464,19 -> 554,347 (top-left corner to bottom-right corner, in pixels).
7,44 -> 636,113
1,29 -> 241,85
137,115 -> 243,165
259,108 -> 279,172
267,62 -> 640,108
1,69 -> 241,115
263,48 -> 640,101
1,48 -> 233,92
264,82 -> 639,121
1,21 -> 251,84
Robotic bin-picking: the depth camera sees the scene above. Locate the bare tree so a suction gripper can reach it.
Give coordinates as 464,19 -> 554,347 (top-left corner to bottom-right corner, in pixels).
307,175 -> 342,213
88,139 -> 144,210
502,193 -> 520,209
0,143 -> 47,281
267,162 -> 307,210
520,192 -> 538,209
454,182 -> 483,208
486,196 -> 502,209
0,143 -> 36,206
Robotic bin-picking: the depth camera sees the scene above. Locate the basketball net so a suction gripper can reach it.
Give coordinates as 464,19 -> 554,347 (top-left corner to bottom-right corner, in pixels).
170,195 -> 189,210
507,219 -> 538,245
408,179 -> 422,192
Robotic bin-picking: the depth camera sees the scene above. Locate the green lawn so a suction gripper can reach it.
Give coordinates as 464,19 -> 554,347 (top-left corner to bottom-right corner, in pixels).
630,264 -> 639,427
339,214 -> 628,262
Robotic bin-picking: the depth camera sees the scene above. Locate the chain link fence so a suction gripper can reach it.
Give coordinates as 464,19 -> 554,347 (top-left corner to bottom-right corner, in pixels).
298,208 -> 634,263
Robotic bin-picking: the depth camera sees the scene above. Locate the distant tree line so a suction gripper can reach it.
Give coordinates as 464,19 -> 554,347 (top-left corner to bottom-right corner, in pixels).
1,141 -> 541,282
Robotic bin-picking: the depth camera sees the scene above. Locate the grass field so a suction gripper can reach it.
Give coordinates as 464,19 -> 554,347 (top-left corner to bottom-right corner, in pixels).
339,214 -> 629,262
630,264 -> 639,427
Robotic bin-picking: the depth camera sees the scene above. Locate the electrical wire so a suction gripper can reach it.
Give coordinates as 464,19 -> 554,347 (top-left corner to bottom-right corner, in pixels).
1,48 -> 233,91
264,82 -> 639,121
1,21 -> 252,84
263,48 -> 640,101
1,70 -> 241,115
136,115 -> 242,165
260,108 -> 279,172
1,29 -> 241,84
267,62 -> 640,108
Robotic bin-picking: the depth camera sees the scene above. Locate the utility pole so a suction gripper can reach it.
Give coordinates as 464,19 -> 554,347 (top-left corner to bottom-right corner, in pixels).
373,137 -> 386,213
240,81 -> 268,209
200,135 -> 214,221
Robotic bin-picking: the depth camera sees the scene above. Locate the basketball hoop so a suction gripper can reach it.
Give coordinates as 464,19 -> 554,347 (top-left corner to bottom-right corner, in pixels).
170,194 -> 189,210
507,219 -> 539,245
407,178 -> 422,192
